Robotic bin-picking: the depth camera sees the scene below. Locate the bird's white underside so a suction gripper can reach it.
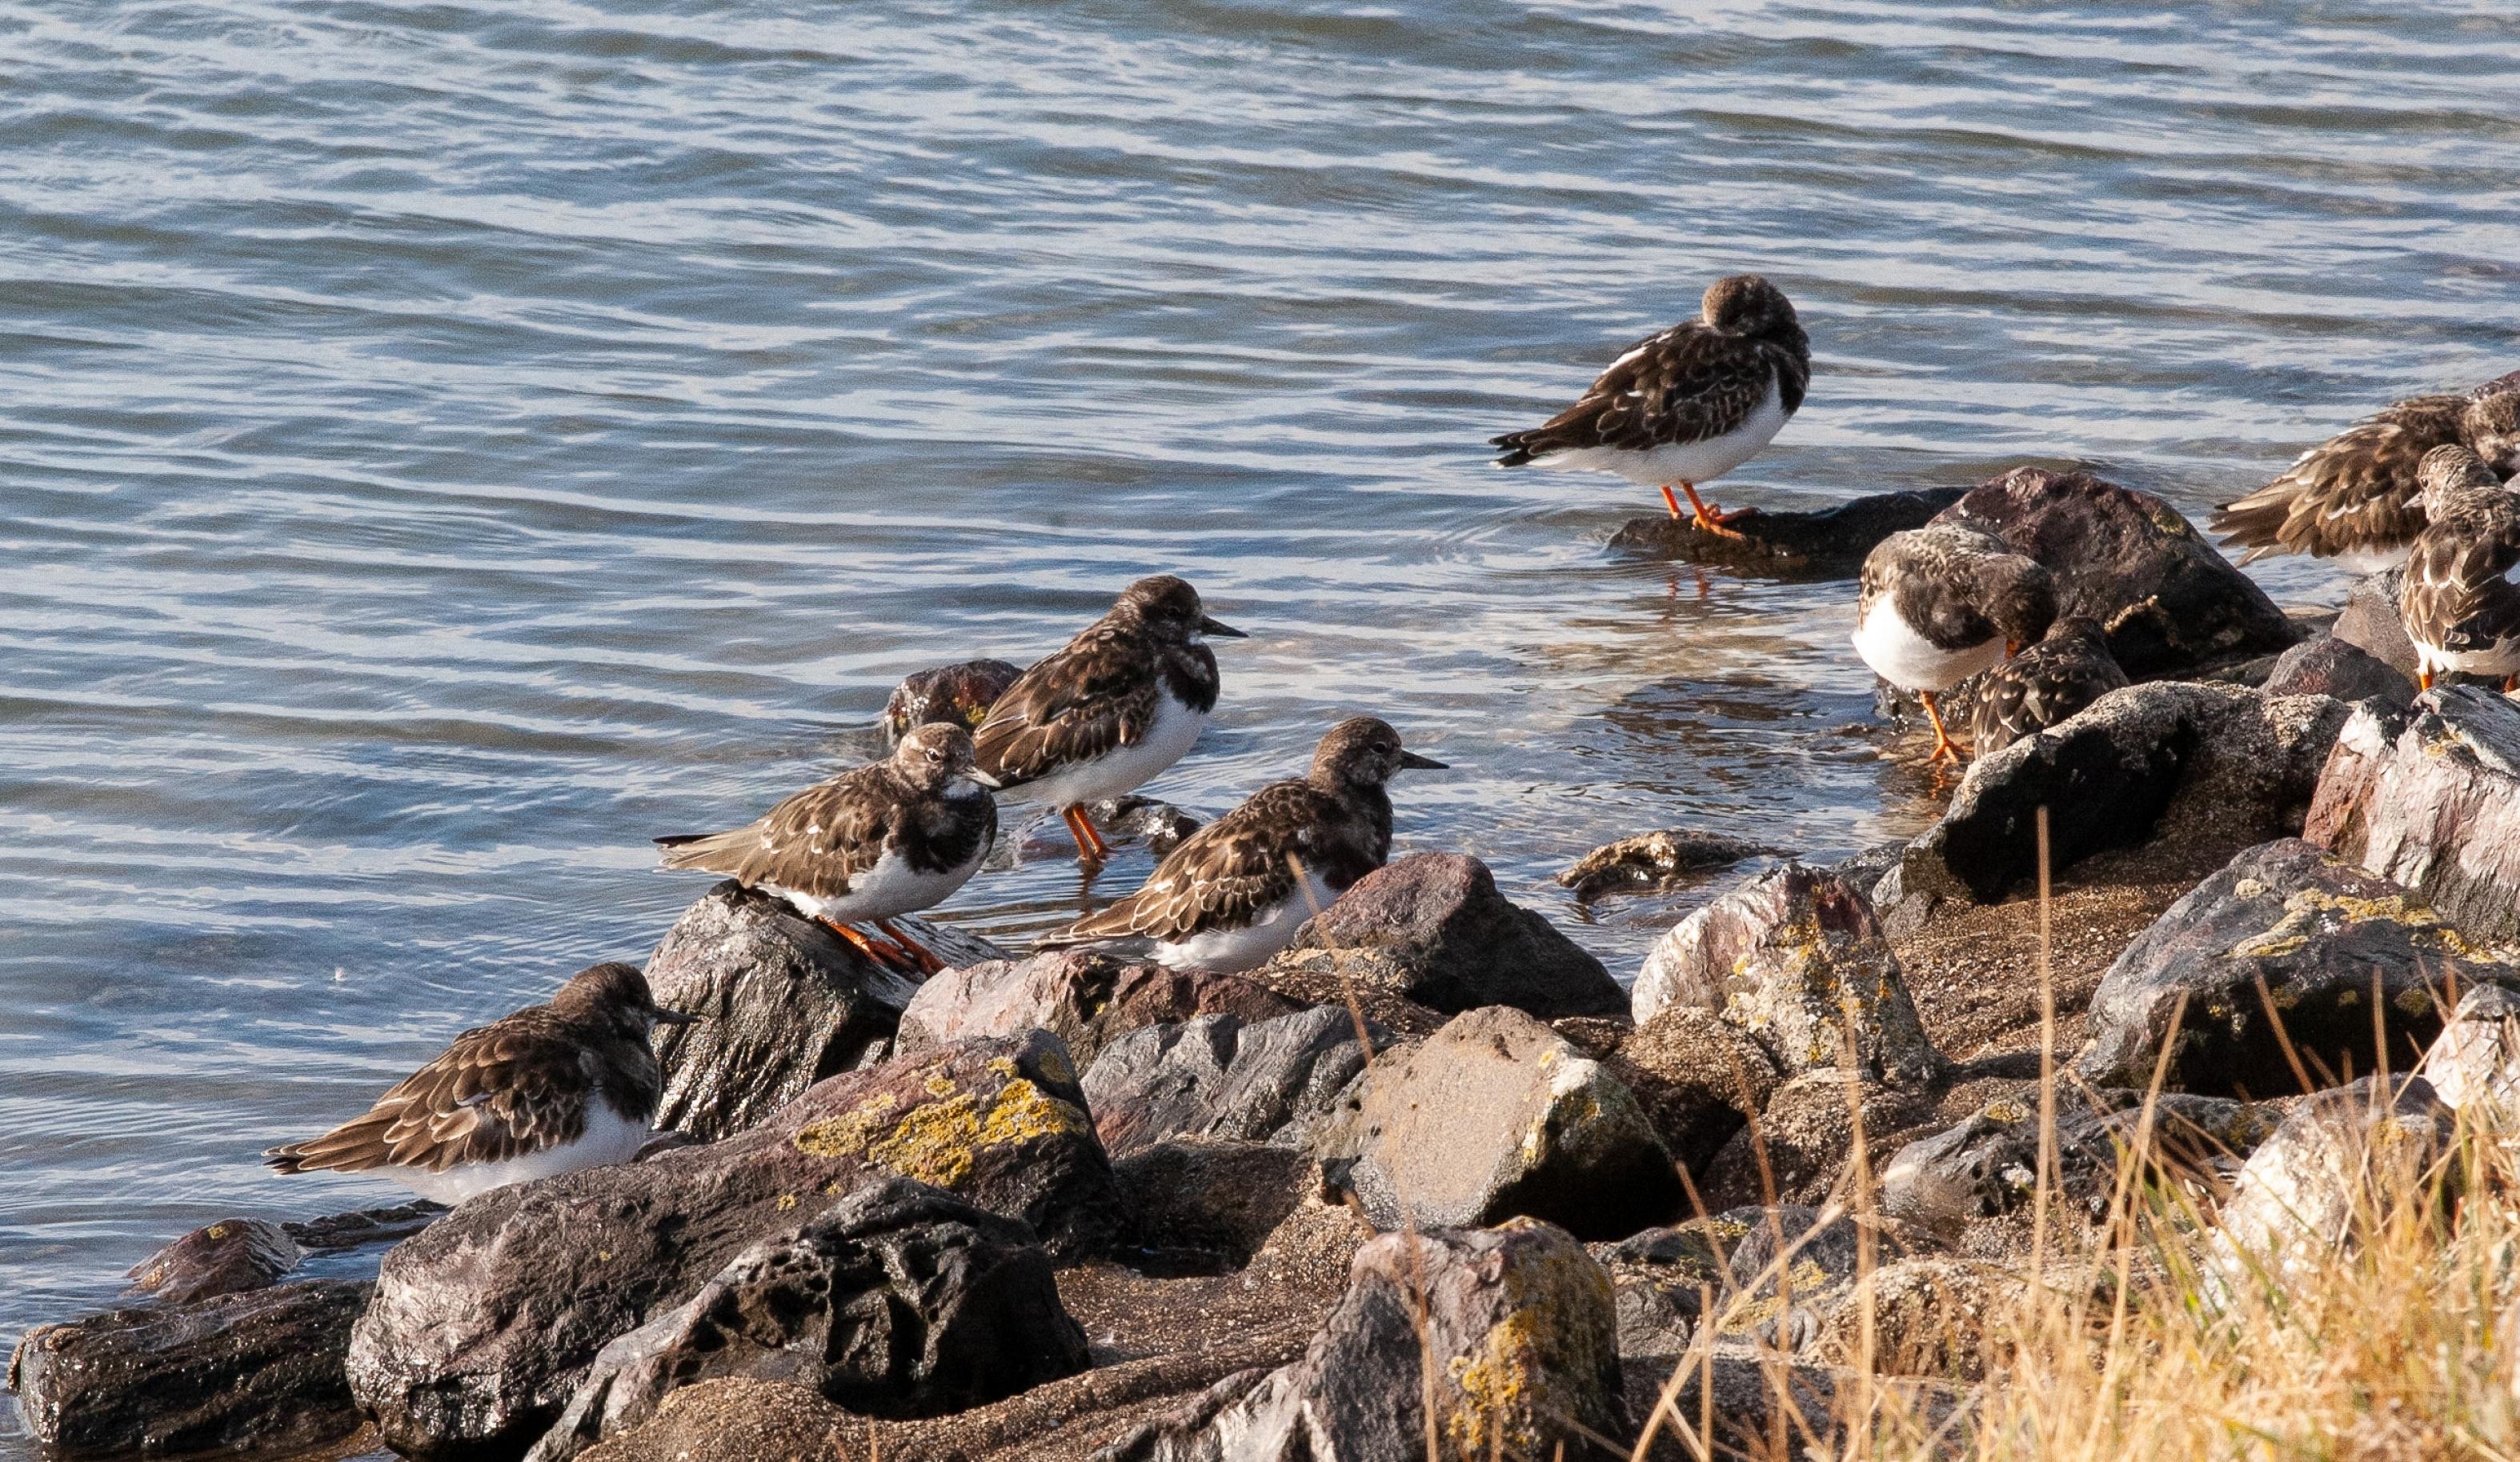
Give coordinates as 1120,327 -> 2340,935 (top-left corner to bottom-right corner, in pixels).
766,835 -> 985,924
2412,637 -> 2520,679
1533,376 -> 1789,488
1851,597 -> 2005,694
1147,871 -> 1339,974
379,1103 -> 651,1205
1006,688 -> 1208,809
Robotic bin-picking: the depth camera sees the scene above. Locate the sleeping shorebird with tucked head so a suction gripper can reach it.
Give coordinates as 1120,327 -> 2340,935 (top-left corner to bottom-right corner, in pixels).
2398,445 -> 2520,693
1853,523 -> 2057,763
2210,377 -> 2520,572
972,575 -> 1244,867
264,962 -> 691,1204
1967,615 -> 2129,756
1489,274 -> 1810,536
653,723 -> 996,973
1037,717 -> 1444,973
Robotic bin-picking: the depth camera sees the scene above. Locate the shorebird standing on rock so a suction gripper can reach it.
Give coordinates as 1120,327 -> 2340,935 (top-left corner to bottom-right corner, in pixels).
2210,376 -> 2520,571
1853,523 -> 2057,763
1489,274 -> 1809,536
1967,615 -> 2129,755
654,723 -> 996,973
264,962 -> 691,1204
972,575 -> 1243,867
1038,717 -> 1444,973
2398,445 -> 2520,693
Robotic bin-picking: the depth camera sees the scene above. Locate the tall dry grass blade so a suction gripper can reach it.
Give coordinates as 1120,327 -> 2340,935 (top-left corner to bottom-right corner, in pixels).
2032,805 -> 2058,1279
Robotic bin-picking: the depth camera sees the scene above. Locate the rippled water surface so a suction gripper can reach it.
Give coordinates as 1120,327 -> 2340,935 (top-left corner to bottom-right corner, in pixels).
4,0 -> 2518,1428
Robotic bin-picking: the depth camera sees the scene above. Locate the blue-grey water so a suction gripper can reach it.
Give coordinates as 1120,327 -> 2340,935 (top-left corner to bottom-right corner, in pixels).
3,0 -> 2517,1441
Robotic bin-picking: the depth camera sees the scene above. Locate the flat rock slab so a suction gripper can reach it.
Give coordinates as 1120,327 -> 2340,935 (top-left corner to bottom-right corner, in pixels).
2306,686 -> 2520,947
1606,488 -> 1965,579
1081,1005 -> 1372,1160
1317,1006 -> 1681,1240
1933,467 -> 2300,679
1634,863 -> 1941,1086
646,881 -> 1009,1141
528,1180 -> 1088,1462
349,1031 -> 1116,1461
1096,1219 -> 1628,1462
901,950 -> 1300,1072
1556,829 -> 1791,901
9,1279 -> 371,1460
2075,838 -> 2520,1096
1279,852 -> 1625,1020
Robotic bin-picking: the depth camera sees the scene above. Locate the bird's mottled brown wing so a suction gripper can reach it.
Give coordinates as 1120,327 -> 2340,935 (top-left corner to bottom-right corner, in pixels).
1052,782 -> 1326,943
2211,396 -> 2466,563
2402,504 -> 2520,655
655,763 -> 898,897
972,627 -> 1160,789
1969,642 -> 2129,755
264,1015 -> 593,1176
1492,323 -> 1776,461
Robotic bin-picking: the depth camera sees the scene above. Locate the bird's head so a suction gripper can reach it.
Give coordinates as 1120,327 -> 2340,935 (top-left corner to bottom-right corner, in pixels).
891,722 -> 980,793
1112,574 -> 1245,643
1701,274 -> 1800,342
551,961 -> 696,1039
1308,716 -> 1447,791
2460,395 -> 2520,481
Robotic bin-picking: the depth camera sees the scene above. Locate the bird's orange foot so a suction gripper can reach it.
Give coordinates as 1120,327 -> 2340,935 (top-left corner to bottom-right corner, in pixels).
1919,691 -> 1966,766
1669,482 -> 1749,539
872,919 -> 947,976
820,918 -> 922,971
1060,804 -> 1113,865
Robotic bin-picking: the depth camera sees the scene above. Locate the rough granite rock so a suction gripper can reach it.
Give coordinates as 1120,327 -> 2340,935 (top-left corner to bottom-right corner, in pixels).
126,1217 -> 302,1304
1633,863 -> 1942,1087
645,881 -> 1009,1140
1697,1071 -> 1934,1211
1080,1006 -> 1372,1160
1316,1007 -> 1681,1240
1557,829 -> 1791,900
2206,1075 -> 2458,1305
526,1180 -> 1088,1462
1276,852 -> 1626,1020
575,1378 -> 847,1462
1879,683 -> 2349,919
900,950 -> 1300,1073
2073,839 -> 2520,1096
2418,984 -> 2520,1117
347,1031 -> 1115,1462
8,1280 -> 371,1460
1602,1007 -> 1784,1172
2330,567 -> 2421,678
2262,635 -> 2416,709
1095,1219 -> 1629,1462
2305,687 -> 2520,947
1605,487 -> 1966,579
1933,467 -> 2301,679
883,658 -> 1023,743
1880,1088 -> 2284,1232
1813,1256 -> 1996,1380
1111,1138 -> 1313,1260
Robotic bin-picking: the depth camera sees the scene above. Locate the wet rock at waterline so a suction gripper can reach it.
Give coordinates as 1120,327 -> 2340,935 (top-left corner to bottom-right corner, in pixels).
1277,853 -> 1626,1020
1933,467 -> 2301,679
899,949 -> 1300,1073
526,1180 -> 1088,1462
1605,487 -> 1966,579
1080,1004 -> 1374,1160
2261,634 -> 2416,708
2306,687 -> 2520,948
1096,1219 -> 1627,1462
347,1031 -> 1116,1461
125,1217 -> 301,1304
1556,828 -> 1792,900
882,658 -> 1022,743
1316,1006 -> 1681,1240
2073,839 -> 2520,1097
1633,863 -> 1942,1087
1877,683 -> 2349,920
645,881 -> 1009,1141
8,1280 -> 371,1461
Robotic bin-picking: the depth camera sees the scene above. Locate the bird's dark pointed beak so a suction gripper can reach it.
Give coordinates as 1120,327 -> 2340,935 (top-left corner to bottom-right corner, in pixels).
651,1007 -> 699,1026
1199,615 -> 1247,639
1400,751 -> 1447,771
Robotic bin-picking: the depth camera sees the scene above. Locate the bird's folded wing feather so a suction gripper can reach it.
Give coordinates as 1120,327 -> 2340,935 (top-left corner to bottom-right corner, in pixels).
270,1019 -> 590,1174
1062,783 -> 1316,943
656,765 -> 896,891
1512,325 -> 1773,455
973,631 -> 1156,786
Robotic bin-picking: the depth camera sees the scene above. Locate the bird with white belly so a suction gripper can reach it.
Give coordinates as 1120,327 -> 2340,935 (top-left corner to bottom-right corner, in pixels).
1853,522 -> 2057,763
2398,444 -> 2520,694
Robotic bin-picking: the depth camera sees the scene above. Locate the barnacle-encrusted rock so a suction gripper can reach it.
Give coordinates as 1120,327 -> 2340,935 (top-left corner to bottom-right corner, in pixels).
1556,829 -> 1789,900
1096,1218 -> 1628,1461
349,1031 -> 1114,1462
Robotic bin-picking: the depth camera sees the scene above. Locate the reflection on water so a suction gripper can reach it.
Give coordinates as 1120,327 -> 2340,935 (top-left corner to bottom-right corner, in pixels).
2,0 -> 2517,1409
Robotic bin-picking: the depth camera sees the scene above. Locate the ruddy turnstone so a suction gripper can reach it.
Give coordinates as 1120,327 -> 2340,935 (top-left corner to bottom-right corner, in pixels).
882,659 -> 1020,744
1489,274 -> 1809,535
1853,523 -> 2057,763
972,575 -> 1243,866
1038,717 -> 1443,973
654,723 -> 996,973
2398,445 -> 2520,692
264,962 -> 691,1205
2210,378 -> 2520,571
1967,615 -> 2129,756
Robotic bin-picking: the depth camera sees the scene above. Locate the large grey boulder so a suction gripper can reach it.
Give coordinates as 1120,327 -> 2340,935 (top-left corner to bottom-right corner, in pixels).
347,1031 -> 1115,1461
899,949 -> 1300,1072
1080,1004 -> 1373,1160
2074,839 -> 2520,1096
1633,863 -> 1941,1087
2306,686 -> 2520,947
526,1180 -> 1088,1462
645,881 -> 1008,1140
2418,983 -> 2520,1117
1096,1219 -> 1628,1461
9,1280 -> 371,1461
1276,853 -> 1626,1020
2206,1075 -> 2458,1304
1879,683 -> 2349,917
1316,1007 -> 1681,1240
